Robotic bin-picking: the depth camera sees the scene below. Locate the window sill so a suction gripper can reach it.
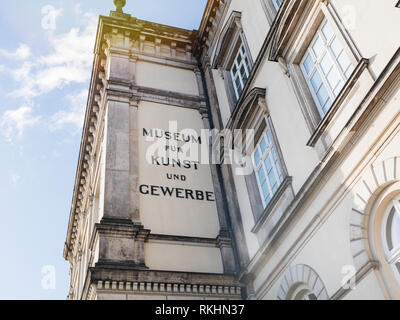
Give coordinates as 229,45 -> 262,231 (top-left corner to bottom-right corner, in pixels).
307,58 -> 369,147
251,176 -> 293,234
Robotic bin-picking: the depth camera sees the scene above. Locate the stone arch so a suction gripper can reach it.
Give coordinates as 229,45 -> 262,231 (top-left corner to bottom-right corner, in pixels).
277,264 -> 329,300
350,157 -> 400,271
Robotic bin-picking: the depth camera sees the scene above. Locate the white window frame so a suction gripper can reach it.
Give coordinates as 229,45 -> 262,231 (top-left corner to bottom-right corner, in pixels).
283,1 -> 363,140
272,0 -> 283,12
230,44 -> 251,101
252,120 -> 284,208
382,195 -> 400,283
300,18 -> 355,118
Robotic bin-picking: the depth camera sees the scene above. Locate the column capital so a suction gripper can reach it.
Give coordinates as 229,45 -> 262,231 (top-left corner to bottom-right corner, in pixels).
199,107 -> 209,120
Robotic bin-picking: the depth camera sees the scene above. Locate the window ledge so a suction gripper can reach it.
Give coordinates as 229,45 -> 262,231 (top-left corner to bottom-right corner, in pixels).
251,176 -> 293,234
307,58 -> 369,147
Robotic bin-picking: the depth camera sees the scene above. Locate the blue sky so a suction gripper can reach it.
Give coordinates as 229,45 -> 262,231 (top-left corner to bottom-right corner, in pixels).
0,0 -> 207,300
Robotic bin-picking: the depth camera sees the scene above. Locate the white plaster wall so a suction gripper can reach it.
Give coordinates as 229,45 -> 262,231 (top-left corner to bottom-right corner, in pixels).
330,0 -> 400,79
343,272 -> 386,300
231,172 -> 260,259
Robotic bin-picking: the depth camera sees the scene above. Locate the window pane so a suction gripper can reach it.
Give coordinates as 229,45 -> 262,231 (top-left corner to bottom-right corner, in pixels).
321,20 -> 334,42
321,98 -> 332,115
266,130 -> 272,144
260,138 -> 267,154
257,168 -> 266,185
240,65 -> 246,77
333,81 -> 344,96
264,157 -> 272,172
345,64 -> 355,79
262,183 -> 269,200
337,51 -> 351,74
390,209 -> 400,250
254,149 -> 261,165
312,36 -> 324,59
235,76 -> 241,89
320,54 -> 333,75
236,53 -> 242,64
303,54 -> 314,75
232,64 -> 237,75
330,38 -> 343,58
311,71 -> 323,92
317,84 -> 329,107
326,69 -> 341,91
265,192 -> 272,206
269,173 -> 278,193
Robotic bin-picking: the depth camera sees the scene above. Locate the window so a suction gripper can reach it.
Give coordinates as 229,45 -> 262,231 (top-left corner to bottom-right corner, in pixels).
300,19 -> 355,118
272,0 -> 283,11
230,44 -> 251,100
292,287 -> 318,300
253,125 -> 284,208
383,196 -> 400,283
212,11 -> 253,110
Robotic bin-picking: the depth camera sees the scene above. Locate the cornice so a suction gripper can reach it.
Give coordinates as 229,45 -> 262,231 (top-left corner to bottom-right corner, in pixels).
267,0 -> 309,62
194,0 -> 231,59
226,87 -> 266,131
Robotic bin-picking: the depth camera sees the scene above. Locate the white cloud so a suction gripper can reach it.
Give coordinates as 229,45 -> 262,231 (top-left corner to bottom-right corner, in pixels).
0,43 -> 31,60
0,65 -> 4,72
10,12 -> 97,99
50,89 -> 88,133
0,106 -> 41,141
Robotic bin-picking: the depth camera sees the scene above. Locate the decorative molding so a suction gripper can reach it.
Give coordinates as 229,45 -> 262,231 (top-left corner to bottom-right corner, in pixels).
268,0 -> 309,62
211,11 -> 242,69
194,0 -> 232,60
350,157 -> 400,271
277,264 -> 329,300
226,87 -> 266,131
91,280 -> 241,299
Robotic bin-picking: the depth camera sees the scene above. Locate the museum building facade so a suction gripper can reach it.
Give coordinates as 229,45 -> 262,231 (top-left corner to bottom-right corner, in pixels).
63,0 -> 400,300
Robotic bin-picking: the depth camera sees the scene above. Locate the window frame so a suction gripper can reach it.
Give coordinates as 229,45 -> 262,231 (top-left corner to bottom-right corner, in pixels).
230,44 -> 252,101
272,0 -> 283,12
283,1 -> 365,148
252,117 -> 285,208
260,0 -> 283,25
212,11 -> 254,111
299,18 -> 355,119
382,196 -> 400,283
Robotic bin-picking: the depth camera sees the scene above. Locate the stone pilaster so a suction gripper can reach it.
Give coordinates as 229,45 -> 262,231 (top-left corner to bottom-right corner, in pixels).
199,107 -> 236,274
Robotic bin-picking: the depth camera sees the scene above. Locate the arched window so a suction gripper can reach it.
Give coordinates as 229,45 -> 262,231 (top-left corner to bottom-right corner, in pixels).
382,195 -> 400,283
277,264 -> 328,300
288,283 -> 319,301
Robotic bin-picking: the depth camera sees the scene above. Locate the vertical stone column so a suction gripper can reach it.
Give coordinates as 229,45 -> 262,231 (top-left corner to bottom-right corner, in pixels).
129,98 -> 141,224
130,55 -> 138,84
103,96 -> 131,222
194,66 -> 206,98
199,107 -> 236,274
202,56 -> 224,131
